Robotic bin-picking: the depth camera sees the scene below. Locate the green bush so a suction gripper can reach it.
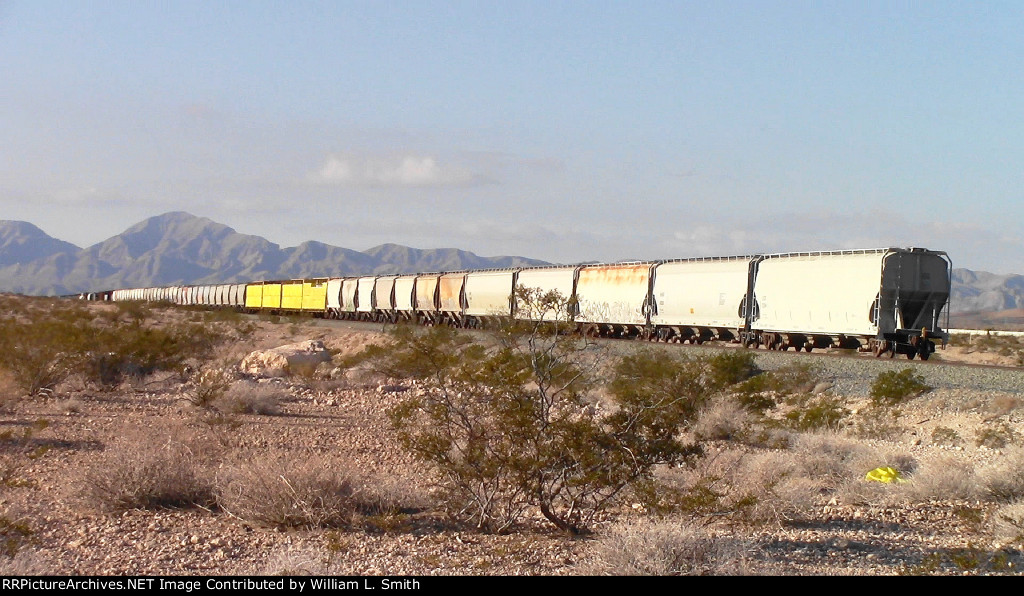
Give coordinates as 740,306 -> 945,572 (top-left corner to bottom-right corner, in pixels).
784,395 -> 849,431
0,311 -> 93,397
870,368 -> 932,405
380,288 -> 703,535
705,351 -> 760,391
732,362 -> 822,413
0,298 -> 227,396
976,423 -> 1018,449
931,426 -> 962,447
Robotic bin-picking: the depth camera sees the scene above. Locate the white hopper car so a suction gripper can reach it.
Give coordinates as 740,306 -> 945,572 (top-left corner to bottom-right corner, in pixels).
95,247 -> 951,359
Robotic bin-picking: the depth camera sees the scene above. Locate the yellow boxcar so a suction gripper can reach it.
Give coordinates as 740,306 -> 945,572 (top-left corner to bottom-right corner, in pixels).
281,280 -> 304,311
263,282 -> 283,309
302,278 -> 329,312
245,283 -> 265,309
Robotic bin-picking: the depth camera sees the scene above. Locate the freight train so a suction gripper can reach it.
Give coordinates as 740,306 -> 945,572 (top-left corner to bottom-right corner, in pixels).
85,247 -> 952,360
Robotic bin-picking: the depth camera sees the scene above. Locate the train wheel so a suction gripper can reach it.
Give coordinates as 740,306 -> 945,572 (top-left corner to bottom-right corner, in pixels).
804,344 -> 813,353
906,351 -> 916,360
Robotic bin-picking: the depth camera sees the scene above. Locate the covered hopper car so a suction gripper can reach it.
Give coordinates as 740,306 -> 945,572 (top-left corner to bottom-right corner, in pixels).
93,247 -> 951,359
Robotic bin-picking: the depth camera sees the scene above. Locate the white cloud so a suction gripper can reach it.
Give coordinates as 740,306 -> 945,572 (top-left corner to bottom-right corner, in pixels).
310,153 -> 477,187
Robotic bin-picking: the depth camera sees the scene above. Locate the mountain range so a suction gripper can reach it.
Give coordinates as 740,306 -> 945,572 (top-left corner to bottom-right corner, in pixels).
0,212 -> 548,296
0,212 -> 1019,318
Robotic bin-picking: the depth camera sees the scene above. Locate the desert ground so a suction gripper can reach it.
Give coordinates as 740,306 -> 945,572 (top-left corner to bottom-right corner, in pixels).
2,296 -> 1024,576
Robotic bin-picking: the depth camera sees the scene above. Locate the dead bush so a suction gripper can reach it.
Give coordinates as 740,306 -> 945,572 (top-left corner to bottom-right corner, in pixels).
692,399 -> 751,442
186,367 -> 234,409
976,423 -> 1019,449
978,447 -> 1024,502
81,433 -> 214,512
903,454 -> 980,501
215,382 -> 283,415
585,518 -> 755,575
215,453 -> 374,529
0,548 -> 48,575
991,500 -> 1024,544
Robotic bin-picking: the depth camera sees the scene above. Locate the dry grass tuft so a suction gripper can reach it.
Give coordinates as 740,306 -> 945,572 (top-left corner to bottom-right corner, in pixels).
978,447 -> 1024,502
215,453 -> 374,529
585,518 -> 756,575
215,381 -> 284,415
692,399 -> 751,442
991,500 -> 1024,543
80,429 -> 215,512
903,454 -> 979,501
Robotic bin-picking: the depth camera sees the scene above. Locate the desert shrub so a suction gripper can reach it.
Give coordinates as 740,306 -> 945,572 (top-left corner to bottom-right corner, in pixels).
691,399 -> 751,441
186,367 -> 234,409
705,351 -> 760,391
732,362 -> 824,414
947,333 -> 970,347
112,300 -> 152,323
0,511 -> 33,558
976,423 -> 1018,449
586,518 -> 754,575
904,454 -> 979,501
851,405 -> 906,441
380,288 -> 703,534
931,426 -> 962,447
990,395 -> 1022,417
992,500 -> 1024,543
870,368 -> 931,405
632,449 -> 767,523
775,433 -> 915,507
215,382 -> 283,415
0,313 -> 93,397
784,395 -> 849,431
729,375 -> 778,413
84,322 -> 225,389
0,298 -> 226,394
215,454 -> 376,529
978,448 -> 1024,502
82,435 -> 214,512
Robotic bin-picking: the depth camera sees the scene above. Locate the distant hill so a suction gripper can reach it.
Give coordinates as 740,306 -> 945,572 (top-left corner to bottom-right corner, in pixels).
950,269 -> 1024,314
0,220 -> 79,268
0,212 -> 549,296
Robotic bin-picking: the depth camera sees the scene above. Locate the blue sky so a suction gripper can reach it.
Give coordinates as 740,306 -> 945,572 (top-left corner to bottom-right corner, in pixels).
2,1 -> 1022,272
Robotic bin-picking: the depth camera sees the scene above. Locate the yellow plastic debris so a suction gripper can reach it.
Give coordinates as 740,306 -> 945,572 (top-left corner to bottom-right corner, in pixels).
865,466 -> 905,483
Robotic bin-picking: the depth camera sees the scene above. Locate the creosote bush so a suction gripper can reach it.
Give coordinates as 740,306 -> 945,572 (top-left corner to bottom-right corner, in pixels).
377,287 -> 704,535
732,362 -> 823,413
783,395 -> 849,431
0,297 -> 227,396
870,368 -> 932,405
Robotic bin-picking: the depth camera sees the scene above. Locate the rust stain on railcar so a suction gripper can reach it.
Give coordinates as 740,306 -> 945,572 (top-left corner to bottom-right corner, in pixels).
416,276 -> 440,311
439,274 -> 465,312
576,264 -> 651,289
